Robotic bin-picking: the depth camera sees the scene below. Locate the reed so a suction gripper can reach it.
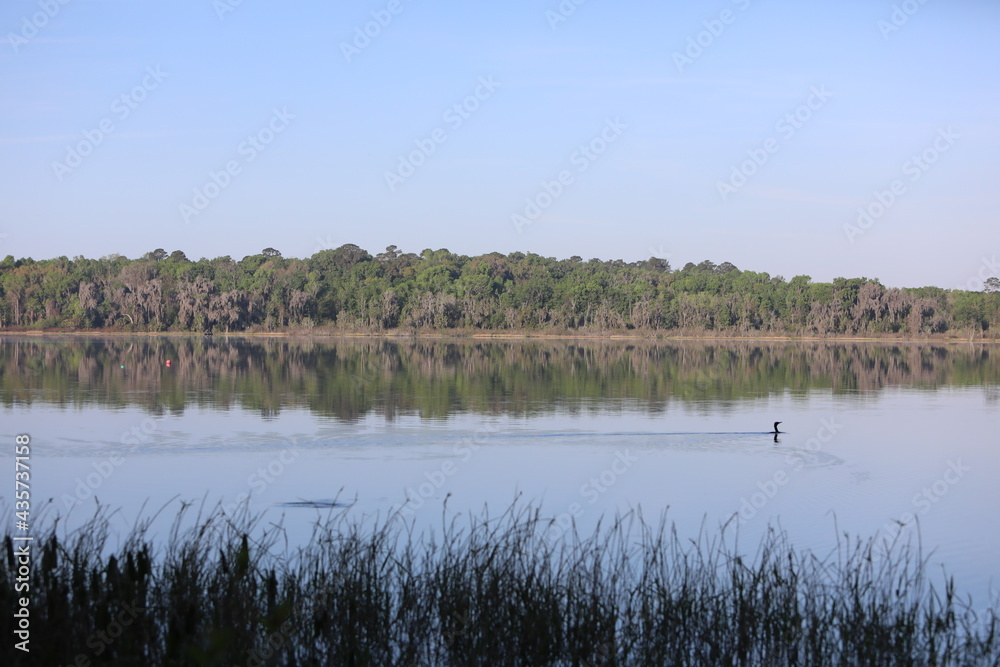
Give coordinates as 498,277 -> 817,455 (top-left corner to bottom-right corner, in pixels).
2,498 -> 997,666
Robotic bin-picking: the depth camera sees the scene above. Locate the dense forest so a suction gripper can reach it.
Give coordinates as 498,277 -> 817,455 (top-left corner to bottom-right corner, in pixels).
1,245 -> 998,336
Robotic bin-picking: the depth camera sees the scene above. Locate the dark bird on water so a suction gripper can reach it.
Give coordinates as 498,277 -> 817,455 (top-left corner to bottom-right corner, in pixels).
772,422 -> 783,434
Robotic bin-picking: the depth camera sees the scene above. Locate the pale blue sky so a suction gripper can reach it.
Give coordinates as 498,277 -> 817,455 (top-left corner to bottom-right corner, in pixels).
2,0 -> 998,287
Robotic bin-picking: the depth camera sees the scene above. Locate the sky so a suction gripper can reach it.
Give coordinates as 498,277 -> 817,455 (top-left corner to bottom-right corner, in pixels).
1,0 -> 998,288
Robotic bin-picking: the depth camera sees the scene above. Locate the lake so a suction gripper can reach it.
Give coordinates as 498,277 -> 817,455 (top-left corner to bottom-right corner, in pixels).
3,335 -> 999,612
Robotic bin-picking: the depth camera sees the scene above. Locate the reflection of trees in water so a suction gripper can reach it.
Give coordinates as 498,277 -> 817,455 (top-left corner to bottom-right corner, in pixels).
1,336 -> 997,421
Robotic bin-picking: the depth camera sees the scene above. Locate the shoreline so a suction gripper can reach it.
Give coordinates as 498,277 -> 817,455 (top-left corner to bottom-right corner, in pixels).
1,327 -> 996,344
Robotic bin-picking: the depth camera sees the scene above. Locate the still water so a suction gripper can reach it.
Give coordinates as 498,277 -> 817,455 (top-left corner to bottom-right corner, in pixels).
2,335 -> 999,608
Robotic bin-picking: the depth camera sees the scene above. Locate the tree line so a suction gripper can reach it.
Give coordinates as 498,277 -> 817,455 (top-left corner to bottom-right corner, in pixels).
1,245 -> 998,336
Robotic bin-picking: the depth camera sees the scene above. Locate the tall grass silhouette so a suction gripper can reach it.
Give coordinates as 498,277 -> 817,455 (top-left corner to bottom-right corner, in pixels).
2,497 -> 997,666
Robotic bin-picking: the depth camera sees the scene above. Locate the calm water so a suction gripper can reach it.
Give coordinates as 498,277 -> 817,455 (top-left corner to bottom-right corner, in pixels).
3,335 -> 999,608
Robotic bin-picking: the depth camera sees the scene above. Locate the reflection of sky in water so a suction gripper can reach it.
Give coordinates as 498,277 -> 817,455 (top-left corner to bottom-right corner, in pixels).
4,386 -> 999,609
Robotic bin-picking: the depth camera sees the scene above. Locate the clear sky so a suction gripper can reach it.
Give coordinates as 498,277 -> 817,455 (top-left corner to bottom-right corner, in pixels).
2,0 -> 998,288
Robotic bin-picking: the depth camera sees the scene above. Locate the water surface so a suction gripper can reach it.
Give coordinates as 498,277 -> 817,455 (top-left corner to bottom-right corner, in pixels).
2,335 -> 998,609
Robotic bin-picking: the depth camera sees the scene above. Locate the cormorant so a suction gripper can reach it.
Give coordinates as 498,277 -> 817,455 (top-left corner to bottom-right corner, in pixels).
772,421 -> 782,434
